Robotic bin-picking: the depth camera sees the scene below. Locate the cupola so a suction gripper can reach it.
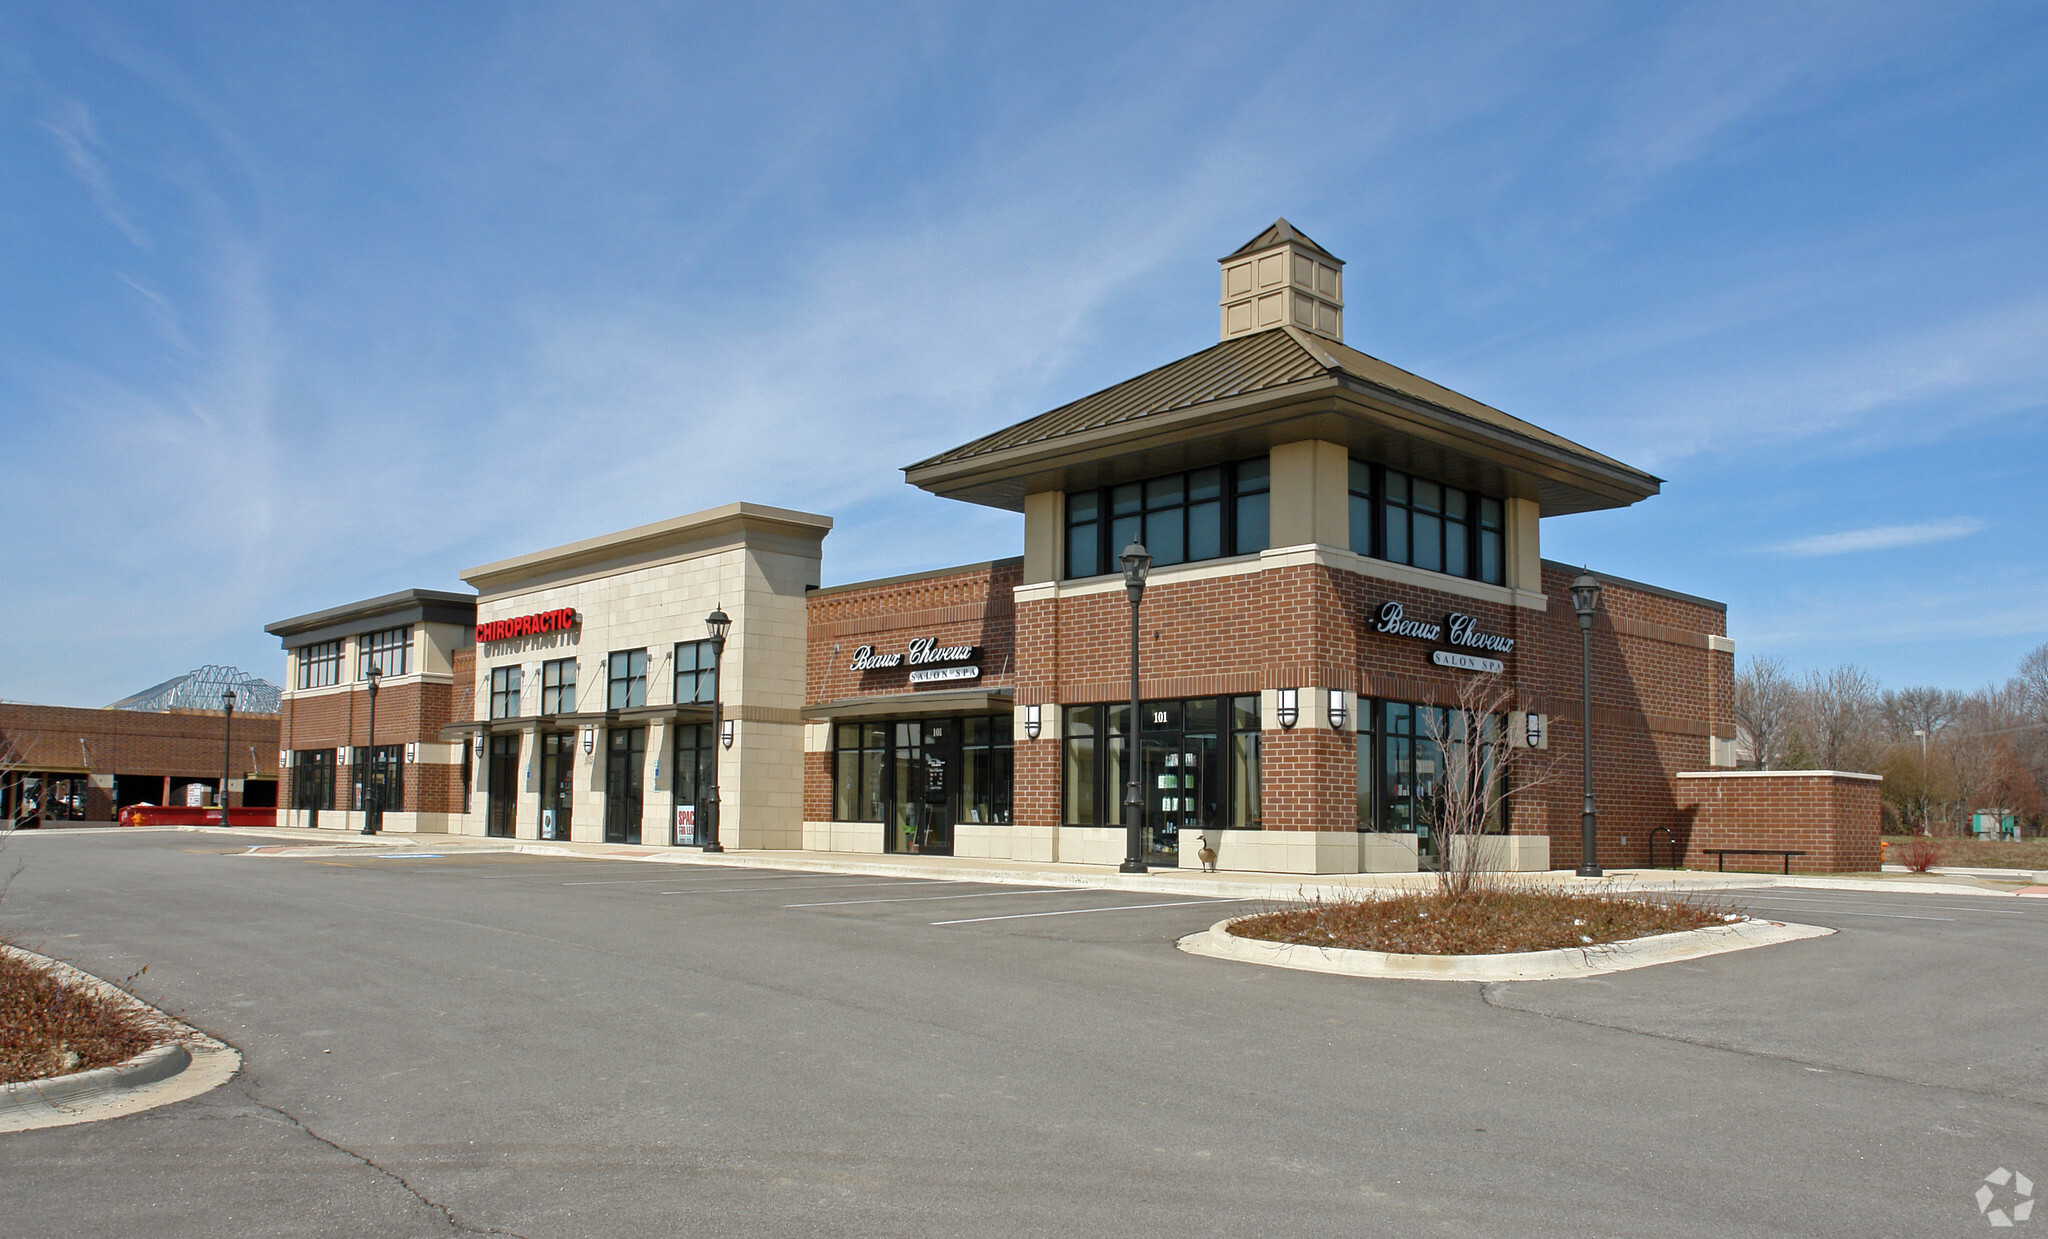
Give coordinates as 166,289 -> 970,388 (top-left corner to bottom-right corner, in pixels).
1218,218 -> 1344,343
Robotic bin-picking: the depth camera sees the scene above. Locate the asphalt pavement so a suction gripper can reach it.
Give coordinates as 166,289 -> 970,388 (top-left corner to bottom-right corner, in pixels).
1,829 -> 2041,1238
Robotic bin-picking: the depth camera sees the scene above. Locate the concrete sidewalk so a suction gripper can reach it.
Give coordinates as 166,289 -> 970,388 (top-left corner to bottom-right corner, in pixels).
99,822 -> 2030,902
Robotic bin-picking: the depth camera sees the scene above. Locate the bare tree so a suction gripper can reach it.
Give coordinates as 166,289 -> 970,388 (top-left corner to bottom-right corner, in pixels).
1733,656 -> 1798,770
1420,677 -> 1554,896
1799,664 -> 1878,772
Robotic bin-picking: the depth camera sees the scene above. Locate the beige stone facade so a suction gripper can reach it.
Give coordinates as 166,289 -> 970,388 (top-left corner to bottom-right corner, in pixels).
449,503 -> 830,849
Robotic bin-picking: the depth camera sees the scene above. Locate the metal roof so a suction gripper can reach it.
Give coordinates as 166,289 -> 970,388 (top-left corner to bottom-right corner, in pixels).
106,665 -> 282,715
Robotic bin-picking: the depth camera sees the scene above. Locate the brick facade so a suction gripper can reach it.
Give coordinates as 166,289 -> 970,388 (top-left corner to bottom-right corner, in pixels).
0,702 -> 280,820
277,673 -> 468,815
795,547 -> 1859,872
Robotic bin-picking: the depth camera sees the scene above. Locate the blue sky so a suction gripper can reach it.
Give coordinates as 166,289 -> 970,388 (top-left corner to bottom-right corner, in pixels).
4,1 -> 2045,707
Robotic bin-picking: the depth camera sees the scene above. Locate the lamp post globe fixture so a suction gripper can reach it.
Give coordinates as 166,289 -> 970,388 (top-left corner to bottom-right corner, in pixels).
702,607 -> 731,853
1569,572 -> 1603,877
361,666 -> 382,835
220,687 -> 236,828
1118,540 -> 1152,875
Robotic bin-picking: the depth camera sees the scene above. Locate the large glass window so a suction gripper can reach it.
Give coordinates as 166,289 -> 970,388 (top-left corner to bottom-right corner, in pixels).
292,749 -> 336,812
674,640 -> 718,705
361,626 -> 411,677
960,715 -> 1013,825
489,666 -> 521,719
541,658 -> 577,715
1361,699 -> 1507,858
351,744 -> 404,814
608,649 -> 647,709
1064,458 -> 1270,578
833,722 -> 887,822
297,641 -> 342,689
1367,465 -> 1505,585
1062,695 -> 1261,832
673,722 -> 715,844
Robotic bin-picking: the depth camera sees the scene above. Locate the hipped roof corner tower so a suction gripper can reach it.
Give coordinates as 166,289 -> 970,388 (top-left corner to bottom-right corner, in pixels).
903,219 -> 1660,520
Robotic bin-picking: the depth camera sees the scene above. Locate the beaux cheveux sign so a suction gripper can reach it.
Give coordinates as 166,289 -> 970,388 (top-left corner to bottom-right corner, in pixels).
1371,601 -> 1513,673
849,637 -> 982,684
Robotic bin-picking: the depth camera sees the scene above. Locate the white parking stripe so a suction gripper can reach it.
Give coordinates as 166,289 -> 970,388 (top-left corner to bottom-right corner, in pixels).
786,888 -> 1084,908
1743,908 -> 1955,922
932,898 -> 1251,926
1733,893 -> 2017,913
663,880 -> 969,896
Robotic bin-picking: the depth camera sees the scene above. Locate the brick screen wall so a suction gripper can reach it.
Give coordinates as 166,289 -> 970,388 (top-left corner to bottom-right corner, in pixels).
1672,772 -> 1882,874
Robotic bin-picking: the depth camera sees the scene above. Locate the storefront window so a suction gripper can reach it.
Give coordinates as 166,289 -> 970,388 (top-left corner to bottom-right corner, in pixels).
1063,695 -> 1261,839
960,715 -> 1013,824
833,722 -> 886,822
674,640 -> 717,704
608,648 -> 647,709
351,745 -> 404,814
1363,700 -> 1507,854
1063,706 -> 1096,826
541,658 -> 576,714
673,722 -> 715,844
1064,457 -> 1270,578
490,666 -> 521,719
292,749 -> 336,813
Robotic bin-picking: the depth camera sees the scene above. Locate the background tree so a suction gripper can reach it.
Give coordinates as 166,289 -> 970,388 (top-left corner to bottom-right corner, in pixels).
1797,664 -> 1878,772
1733,656 -> 1797,770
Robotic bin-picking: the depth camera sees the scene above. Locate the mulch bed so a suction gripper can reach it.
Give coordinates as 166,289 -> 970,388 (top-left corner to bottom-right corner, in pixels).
0,947 -> 164,1084
1229,887 -> 1735,956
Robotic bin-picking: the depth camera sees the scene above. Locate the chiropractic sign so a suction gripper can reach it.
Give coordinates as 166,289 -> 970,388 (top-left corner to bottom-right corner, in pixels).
477,608 -> 579,643
1371,601 -> 1513,671
849,637 -> 982,684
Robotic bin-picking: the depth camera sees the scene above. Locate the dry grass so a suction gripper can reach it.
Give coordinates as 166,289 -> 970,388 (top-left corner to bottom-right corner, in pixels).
1887,836 -> 2048,870
0,947 -> 164,1084
1229,886 -> 1736,956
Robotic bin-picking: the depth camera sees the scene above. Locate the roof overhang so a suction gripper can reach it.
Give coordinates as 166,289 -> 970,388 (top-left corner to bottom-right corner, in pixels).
904,376 -> 1660,518
267,589 -> 478,649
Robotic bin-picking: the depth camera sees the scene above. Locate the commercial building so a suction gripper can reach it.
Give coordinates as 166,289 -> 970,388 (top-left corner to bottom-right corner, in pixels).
1,666 -> 280,826
266,220 -> 1878,872
268,591 -> 477,832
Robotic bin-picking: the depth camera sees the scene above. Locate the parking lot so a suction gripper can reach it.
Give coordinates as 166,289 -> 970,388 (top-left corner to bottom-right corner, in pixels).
2,829 -> 2043,1238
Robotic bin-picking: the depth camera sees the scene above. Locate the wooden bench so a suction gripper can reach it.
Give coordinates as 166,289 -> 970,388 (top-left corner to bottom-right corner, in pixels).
1704,848 -> 1807,874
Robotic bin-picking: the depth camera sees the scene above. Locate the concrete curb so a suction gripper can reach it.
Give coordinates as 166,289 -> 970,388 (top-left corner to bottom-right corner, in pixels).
1176,915 -> 1836,982
177,824 -> 2024,900
0,946 -> 241,1133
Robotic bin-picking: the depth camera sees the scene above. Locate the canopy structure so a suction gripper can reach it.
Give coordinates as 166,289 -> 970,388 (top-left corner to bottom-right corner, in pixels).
106,665 -> 282,716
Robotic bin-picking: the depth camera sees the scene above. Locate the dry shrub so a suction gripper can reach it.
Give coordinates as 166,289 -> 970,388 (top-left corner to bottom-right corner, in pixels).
1229,885 -> 1735,956
0,948 -> 164,1083
1894,836 -> 1945,873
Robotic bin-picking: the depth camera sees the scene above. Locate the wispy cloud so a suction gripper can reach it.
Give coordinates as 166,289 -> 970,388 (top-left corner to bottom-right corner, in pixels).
40,97 -> 149,248
1769,517 -> 1986,558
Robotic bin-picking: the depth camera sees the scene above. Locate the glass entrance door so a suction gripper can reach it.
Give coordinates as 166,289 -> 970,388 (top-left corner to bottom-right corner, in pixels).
487,735 -> 520,838
540,733 -> 575,841
605,727 -> 645,844
672,723 -> 713,846
885,719 -> 955,855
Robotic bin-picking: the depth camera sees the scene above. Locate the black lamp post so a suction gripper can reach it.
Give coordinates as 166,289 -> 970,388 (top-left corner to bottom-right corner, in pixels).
1119,540 -> 1152,875
1570,572 -> 1603,877
220,687 -> 236,827
361,665 -> 382,835
702,607 -> 731,853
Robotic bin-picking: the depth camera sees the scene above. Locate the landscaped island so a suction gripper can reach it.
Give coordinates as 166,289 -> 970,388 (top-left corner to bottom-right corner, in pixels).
1229,887 -> 1734,956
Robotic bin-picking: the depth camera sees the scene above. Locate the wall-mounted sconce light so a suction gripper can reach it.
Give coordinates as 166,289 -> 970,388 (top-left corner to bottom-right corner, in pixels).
581,727 -> 594,755
405,742 -> 418,764
1025,704 -> 1041,740
1327,690 -> 1346,731
721,719 -> 735,749
1276,688 -> 1299,729
1525,712 -> 1546,749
